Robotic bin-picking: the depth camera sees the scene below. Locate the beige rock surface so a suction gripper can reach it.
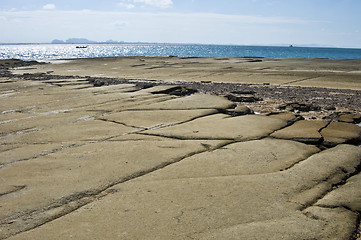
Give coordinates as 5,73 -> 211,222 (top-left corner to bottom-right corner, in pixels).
338,113 -> 361,123
271,120 -> 328,144
316,172 -> 361,212
6,145 -> 361,240
267,112 -> 300,123
1,59 -> 361,239
134,138 -> 320,178
13,57 -> 361,90
143,114 -> 288,140
321,121 -> 361,146
101,109 -> 218,129
127,93 -> 236,110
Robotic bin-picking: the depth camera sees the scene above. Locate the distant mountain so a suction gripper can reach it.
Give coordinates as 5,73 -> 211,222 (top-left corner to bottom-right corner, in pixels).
51,38 -> 125,44
51,39 -> 65,44
65,38 -> 97,44
104,39 -> 125,44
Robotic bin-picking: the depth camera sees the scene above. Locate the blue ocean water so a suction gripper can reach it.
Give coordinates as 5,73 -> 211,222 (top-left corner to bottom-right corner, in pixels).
0,44 -> 361,61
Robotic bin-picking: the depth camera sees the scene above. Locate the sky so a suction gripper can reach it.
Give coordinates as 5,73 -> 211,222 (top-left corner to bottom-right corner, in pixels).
0,0 -> 360,48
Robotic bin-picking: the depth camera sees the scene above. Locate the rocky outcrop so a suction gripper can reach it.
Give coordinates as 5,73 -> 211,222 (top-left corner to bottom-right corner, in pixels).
151,85 -> 198,96
271,120 -> 328,144
1,59 -> 361,240
321,121 -> 361,146
337,113 -> 361,123
271,119 -> 361,147
278,102 -> 321,112
225,93 -> 262,103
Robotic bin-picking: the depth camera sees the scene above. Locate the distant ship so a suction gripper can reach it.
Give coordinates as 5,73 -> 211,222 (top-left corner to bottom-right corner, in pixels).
76,46 -> 88,49
289,45 -> 294,47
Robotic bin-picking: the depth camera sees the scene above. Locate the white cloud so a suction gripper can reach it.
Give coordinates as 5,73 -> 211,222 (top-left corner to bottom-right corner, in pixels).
120,0 -> 173,9
135,0 -> 173,8
2,9 -> 359,48
117,3 -> 135,9
42,4 -> 56,10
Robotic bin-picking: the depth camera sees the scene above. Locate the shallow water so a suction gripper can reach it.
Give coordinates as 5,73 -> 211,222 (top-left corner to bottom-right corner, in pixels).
1,43 -> 361,61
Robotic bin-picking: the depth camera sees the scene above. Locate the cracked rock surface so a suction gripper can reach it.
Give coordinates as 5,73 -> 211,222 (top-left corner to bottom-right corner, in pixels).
1,59 -> 361,239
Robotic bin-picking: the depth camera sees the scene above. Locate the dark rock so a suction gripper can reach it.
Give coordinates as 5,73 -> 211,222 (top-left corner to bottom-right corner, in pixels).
322,112 -> 339,121
21,72 -> 52,81
0,59 -> 45,78
88,77 -> 109,87
136,83 -> 156,89
247,59 -> 263,62
267,112 -> 303,124
0,59 -> 43,69
151,86 -> 197,96
226,94 -> 262,103
278,102 -> 321,112
230,90 -> 256,95
323,112 -> 361,124
324,106 -> 336,111
93,79 -> 106,87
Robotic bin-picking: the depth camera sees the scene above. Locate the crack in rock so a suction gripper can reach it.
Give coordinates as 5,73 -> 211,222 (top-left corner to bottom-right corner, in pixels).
0,142 -> 231,239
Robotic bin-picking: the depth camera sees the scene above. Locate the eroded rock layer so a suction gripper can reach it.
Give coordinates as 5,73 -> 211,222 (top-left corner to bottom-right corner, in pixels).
1,59 -> 361,240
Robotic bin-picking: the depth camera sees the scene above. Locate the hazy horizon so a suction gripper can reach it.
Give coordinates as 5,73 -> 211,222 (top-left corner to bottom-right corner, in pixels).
1,0 -> 361,48
1,39 -> 359,50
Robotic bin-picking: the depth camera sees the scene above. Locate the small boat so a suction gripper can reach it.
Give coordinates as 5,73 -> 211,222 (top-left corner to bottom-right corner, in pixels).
76,46 -> 88,49
289,45 -> 294,48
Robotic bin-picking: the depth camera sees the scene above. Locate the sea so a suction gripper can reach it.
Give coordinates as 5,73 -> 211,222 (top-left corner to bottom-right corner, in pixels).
0,44 -> 361,61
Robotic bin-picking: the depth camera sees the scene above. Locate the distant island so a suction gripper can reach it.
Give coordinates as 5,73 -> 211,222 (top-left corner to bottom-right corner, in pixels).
51,38 -> 125,44
51,38 -> 150,44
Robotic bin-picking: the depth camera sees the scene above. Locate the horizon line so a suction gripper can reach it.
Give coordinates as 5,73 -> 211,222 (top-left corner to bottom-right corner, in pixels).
1,41 -> 360,49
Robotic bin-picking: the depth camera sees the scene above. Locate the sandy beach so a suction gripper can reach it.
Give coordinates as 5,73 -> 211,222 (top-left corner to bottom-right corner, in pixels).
1,57 -> 361,239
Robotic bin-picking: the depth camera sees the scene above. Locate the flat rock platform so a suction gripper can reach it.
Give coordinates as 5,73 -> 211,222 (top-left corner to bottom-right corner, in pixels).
14,57 -> 361,90
1,57 -> 361,239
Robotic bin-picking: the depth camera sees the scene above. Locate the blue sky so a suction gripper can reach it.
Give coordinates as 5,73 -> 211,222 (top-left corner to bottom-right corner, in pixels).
0,0 -> 360,48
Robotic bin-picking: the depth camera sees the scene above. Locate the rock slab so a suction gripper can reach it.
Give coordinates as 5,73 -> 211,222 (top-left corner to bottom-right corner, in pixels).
1,65 -> 361,240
